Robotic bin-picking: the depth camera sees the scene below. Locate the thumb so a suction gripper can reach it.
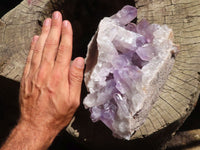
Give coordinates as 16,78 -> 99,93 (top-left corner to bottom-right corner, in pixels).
69,57 -> 85,104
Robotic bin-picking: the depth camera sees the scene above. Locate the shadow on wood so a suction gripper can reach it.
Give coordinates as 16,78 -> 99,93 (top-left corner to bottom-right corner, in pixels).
0,0 -> 200,149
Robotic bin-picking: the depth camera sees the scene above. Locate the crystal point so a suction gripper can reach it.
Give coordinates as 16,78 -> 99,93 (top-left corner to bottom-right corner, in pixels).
84,5 -> 177,140
111,5 -> 137,25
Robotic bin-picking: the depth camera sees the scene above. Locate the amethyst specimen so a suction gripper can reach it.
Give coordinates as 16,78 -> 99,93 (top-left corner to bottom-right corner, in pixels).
83,5 -> 177,140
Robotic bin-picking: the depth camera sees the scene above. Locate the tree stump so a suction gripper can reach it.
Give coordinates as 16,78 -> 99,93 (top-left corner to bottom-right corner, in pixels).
0,0 -> 199,149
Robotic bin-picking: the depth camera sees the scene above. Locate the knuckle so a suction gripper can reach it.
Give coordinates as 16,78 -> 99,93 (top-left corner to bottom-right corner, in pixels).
33,48 -> 40,54
33,44 -> 42,54
70,71 -> 83,83
45,39 -> 58,48
26,58 -> 31,64
42,26 -> 50,33
55,53 -> 64,64
26,55 -> 32,64
31,59 -> 37,67
42,55 -> 52,65
58,44 -> 69,53
51,20 -> 60,27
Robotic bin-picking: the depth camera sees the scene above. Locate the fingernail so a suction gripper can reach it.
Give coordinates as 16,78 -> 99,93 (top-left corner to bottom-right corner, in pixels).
53,11 -> 59,19
75,58 -> 85,69
63,20 -> 68,27
43,18 -> 50,26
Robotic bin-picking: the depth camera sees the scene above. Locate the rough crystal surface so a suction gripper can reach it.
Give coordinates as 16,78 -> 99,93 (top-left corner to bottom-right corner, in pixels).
83,5 -> 177,140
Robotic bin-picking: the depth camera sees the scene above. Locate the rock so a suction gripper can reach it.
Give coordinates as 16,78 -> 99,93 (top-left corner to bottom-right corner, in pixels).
83,5 -> 177,140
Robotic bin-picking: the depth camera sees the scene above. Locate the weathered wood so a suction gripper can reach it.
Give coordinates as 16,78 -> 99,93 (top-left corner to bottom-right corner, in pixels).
0,0 -> 60,81
0,0 -> 200,149
131,0 -> 200,139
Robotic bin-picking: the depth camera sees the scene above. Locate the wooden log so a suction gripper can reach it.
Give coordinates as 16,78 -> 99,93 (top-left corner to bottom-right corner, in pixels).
0,0 -> 200,149
0,0 -> 62,81
131,0 -> 200,139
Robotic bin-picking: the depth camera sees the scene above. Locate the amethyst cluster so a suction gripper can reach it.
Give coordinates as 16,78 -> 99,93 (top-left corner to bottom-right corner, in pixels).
83,5 -> 177,140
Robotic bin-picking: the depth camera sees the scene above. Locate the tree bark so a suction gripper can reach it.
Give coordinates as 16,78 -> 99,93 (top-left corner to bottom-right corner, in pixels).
0,0 -> 200,149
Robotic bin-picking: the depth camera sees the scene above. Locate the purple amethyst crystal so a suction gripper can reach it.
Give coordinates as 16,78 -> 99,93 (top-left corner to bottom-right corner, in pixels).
111,5 -> 137,25
84,5 -> 177,140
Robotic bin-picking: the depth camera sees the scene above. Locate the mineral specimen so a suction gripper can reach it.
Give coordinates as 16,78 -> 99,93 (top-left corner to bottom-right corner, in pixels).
83,5 -> 177,140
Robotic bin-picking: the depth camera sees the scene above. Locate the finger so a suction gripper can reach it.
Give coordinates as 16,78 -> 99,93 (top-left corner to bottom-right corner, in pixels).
54,20 -> 73,69
41,11 -> 62,68
29,18 -> 51,72
23,35 -> 39,78
69,57 -> 85,106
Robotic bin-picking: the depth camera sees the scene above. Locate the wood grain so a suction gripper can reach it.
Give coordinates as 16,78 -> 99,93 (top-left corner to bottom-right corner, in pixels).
132,0 -> 200,139
0,0 -> 199,148
0,0 -> 59,81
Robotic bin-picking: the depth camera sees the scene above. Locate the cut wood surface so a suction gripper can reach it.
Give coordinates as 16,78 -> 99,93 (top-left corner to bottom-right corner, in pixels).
132,0 -> 200,139
0,0 -> 200,149
0,0 -> 60,81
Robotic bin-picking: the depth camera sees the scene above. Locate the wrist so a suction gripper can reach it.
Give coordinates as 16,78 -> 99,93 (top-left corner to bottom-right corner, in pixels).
1,119 -> 60,150
18,117 -> 61,134
16,120 -> 59,149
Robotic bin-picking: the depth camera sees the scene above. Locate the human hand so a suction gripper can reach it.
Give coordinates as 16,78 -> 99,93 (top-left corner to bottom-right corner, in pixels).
19,11 -> 85,133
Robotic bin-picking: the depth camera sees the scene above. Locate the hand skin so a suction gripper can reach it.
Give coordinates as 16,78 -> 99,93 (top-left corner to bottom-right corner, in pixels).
0,11 -> 85,150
